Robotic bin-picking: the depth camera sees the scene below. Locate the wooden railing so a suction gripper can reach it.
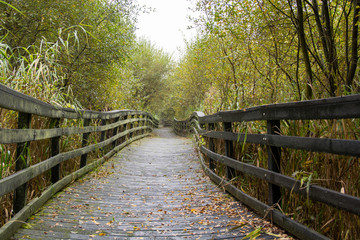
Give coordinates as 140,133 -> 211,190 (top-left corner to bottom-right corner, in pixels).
173,118 -> 190,135
0,84 -> 158,239
174,95 -> 360,240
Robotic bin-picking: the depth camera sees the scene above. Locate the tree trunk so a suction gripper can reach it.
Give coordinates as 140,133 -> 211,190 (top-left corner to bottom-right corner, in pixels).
296,0 -> 313,99
346,0 -> 360,91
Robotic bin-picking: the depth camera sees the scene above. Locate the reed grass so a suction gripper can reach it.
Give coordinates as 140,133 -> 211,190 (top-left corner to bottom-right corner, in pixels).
0,32 -> 85,227
205,117 -> 360,239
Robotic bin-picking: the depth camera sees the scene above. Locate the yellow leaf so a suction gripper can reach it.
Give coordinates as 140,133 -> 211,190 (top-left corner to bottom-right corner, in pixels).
99,233 -> 106,236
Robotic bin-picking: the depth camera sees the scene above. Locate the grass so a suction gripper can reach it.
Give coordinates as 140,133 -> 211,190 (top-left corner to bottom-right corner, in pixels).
0,33 -> 83,227
201,118 -> 360,239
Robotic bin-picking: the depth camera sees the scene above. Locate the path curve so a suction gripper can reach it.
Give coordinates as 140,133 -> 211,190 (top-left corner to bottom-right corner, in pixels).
13,128 -> 290,239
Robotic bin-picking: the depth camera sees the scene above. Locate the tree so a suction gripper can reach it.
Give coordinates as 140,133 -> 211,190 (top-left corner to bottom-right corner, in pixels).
116,39 -> 173,116
0,0 -> 140,109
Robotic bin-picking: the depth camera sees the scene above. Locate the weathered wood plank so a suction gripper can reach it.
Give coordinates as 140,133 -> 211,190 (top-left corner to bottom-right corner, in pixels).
11,128 -> 289,240
0,118 -> 146,144
0,133 -> 150,240
200,146 -> 360,216
202,131 -> 360,157
0,126 -> 150,197
198,146 -> 329,240
0,83 -> 156,120
199,94 -> 360,123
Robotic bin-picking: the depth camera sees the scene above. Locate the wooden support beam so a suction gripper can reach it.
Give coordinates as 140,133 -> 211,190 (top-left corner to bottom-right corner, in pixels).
129,115 -> 134,139
224,122 -> 236,180
50,118 -> 61,184
112,117 -> 121,148
267,120 -> 281,206
100,119 -> 107,154
13,112 -> 31,214
208,123 -> 215,171
80,119 -> 91,168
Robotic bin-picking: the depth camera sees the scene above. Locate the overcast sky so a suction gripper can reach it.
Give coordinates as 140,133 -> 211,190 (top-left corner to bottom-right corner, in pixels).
135,0 -> 196,60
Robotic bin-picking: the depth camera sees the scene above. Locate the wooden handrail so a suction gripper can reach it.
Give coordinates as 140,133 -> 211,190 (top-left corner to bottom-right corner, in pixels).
0,83 -> 158,239
173,94 -> 360,240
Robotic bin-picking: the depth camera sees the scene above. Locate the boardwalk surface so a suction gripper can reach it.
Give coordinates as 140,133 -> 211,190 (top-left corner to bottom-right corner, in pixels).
13,128 -> 290,239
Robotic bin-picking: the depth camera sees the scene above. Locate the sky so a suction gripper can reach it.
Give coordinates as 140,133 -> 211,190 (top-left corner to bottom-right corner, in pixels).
136,0 -> 197,60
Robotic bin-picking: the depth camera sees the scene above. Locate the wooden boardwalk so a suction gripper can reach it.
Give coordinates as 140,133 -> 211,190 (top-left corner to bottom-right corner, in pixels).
12,128 -> 290,239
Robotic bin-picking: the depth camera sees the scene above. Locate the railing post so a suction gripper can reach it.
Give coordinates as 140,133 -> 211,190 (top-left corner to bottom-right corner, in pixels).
138,115 -> 142,135
129,115 -> 134,139
100,119 -> 107,153
112,117 -> 121,148
80,118 -> 90,168
143,115 -> 147,134
224,122 -> 236,180
133,115 -> 139,137
208,123 -> 215,171
267,120 -> 281,206
13,112 -> 31,214
142,115 -> 146,135
123,115 -> 128,139
50,118 -> 61,184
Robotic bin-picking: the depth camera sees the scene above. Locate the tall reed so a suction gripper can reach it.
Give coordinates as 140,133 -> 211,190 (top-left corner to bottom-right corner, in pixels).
0,34 -> 83,227
203,117 -> 360,239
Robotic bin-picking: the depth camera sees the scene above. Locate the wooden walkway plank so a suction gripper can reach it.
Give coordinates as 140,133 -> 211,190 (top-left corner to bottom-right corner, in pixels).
12,128 -> 291,239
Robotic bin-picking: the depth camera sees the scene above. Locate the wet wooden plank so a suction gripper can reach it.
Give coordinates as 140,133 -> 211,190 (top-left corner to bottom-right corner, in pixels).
12,128 -> 291,239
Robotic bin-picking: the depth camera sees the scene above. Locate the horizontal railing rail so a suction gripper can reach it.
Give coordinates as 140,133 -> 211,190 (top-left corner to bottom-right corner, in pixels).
173,94 -> 360,240
0,84 -> 158,239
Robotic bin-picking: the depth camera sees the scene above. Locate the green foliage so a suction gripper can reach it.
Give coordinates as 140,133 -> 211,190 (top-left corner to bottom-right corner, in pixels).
0,144 -> 11,179
0,36 -> 78,107
115,38 -> 174,117
172,1 -> 360,239
174,0 -> 360,119
0,0 -> 140,110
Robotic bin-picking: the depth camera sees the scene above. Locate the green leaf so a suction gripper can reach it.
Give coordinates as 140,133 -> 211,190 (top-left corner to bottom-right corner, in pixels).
0,0 -> 26,16
244,227 -> 262,239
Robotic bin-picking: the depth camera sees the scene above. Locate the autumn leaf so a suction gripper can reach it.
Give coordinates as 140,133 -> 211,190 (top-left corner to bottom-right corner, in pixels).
106,220 -> 114,226
244,227 -> 262,239
92,220 -> 100,225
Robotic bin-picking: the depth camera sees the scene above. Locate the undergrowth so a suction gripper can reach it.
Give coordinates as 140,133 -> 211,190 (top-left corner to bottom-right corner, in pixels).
202,118 -> 360,239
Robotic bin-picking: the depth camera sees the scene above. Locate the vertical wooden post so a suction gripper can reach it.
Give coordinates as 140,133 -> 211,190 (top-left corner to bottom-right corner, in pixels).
100,119 -> 107,154
13,112 -> 31,214
134,114 -> 138,137
129,115 -> 134,139
112,117 -> 121,148
208,123 -> 215,171
138,115 -> 142,135
50,118 -> 61,184
80,118 -> 90,168
121,116 -> 125,142
141,115 -> 145,135
123,115 -> 128,140
267,120 -> 281,206
224,122 -> 236,180
143,115 -> 147,134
